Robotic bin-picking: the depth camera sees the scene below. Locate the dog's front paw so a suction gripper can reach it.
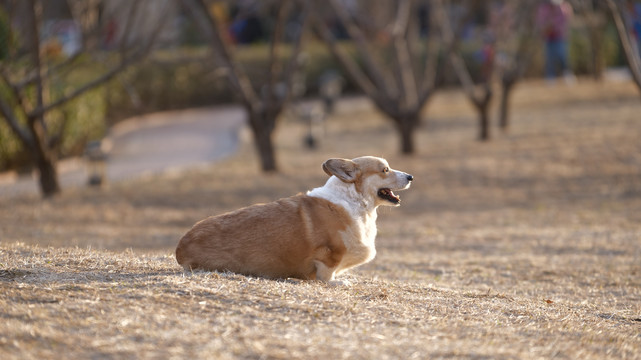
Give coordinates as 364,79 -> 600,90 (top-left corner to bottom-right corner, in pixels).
327,279 -> 351,286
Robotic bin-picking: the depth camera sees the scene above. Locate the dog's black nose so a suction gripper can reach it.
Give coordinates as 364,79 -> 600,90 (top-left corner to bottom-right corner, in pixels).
407,174 -> 414,181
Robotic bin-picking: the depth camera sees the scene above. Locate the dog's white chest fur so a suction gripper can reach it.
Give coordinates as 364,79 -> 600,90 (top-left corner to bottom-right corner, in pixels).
336,211 -> 377,273
307,176 -> 379,272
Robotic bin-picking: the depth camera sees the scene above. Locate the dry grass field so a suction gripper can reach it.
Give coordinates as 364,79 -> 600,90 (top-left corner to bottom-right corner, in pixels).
1,79 -> 640,359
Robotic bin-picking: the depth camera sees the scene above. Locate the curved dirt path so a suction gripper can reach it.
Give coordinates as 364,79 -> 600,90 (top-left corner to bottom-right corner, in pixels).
0,106 -> 245,198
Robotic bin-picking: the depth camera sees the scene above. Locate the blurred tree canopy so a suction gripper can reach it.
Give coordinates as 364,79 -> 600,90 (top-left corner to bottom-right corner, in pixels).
0,0 -> 170,196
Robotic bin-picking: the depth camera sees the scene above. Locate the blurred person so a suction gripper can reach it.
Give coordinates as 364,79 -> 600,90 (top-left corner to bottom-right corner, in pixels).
536,0 -> 575,84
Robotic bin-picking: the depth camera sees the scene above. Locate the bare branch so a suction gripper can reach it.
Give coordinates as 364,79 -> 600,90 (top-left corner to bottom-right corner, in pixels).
27,1 -> 171,120
503,1 -> 538,83
0,69 -> 28,113
309,11 -> 389,113
16,0 -> 101,90
419,3 -> 443,102
282,2 -> 310,103
27,50 -> 141,119
391,0 -> 412,37
391,0 -> 419,110
119,1 -> 142,58
436,0 -> 485,107
138,1 -> 171,55
606,0 -> 641,91
182,0 -> 260,109
27,0 -> 45,130
15,52 -> 84,91
327,0 -> 395,98
266,0 -> 290,107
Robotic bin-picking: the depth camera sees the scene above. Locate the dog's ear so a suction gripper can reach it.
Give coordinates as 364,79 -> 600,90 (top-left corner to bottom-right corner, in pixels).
322,158 -> 360,183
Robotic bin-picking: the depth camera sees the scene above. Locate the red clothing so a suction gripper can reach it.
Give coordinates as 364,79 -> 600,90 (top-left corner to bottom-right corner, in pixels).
536,2 -> 573,41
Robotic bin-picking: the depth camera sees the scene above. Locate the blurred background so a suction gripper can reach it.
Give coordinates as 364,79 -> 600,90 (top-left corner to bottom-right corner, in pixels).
2,4 -> 640,357
0,0 -> 639,199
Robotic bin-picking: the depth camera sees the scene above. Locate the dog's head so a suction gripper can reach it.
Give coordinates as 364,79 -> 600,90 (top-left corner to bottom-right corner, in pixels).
322,156 -> 413,207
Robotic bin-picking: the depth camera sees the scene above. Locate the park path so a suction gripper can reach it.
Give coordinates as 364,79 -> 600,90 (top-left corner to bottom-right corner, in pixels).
0,96 -> 373,199
0,106 -> 245,198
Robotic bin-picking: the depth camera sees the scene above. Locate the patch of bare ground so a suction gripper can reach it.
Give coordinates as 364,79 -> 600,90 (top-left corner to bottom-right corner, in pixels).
1,79 -> 640,359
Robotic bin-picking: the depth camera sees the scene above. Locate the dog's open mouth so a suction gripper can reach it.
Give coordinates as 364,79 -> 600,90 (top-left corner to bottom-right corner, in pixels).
378,188 -> 401,204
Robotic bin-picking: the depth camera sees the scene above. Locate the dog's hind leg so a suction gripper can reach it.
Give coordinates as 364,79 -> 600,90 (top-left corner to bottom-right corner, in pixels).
313,260 -> 336,281
313,260 -> 349,285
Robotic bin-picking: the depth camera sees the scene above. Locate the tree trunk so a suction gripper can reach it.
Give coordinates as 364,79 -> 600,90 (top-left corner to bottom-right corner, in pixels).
499,79 -> 514,132
396,114 -> 419,154
36,155 -> 60,196
27,0 -> 60,197
248,110 -> 278,172
27,119 -> 61,196
477,102 -> 490,141
255,131 -> 277,172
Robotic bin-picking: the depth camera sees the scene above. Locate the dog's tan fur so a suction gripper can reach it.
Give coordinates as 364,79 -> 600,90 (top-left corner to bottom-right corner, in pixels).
175,156 -> 413,283
175,195 -> 350,280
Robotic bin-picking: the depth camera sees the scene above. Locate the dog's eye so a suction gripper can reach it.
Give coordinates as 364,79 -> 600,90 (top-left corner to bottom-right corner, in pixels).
382,167 -> 389,173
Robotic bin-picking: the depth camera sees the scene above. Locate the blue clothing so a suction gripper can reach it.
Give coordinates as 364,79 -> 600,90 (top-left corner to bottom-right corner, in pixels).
544,39 -> 569,79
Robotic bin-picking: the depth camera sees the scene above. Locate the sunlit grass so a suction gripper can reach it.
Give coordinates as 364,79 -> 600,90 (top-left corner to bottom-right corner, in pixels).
1,79 -> 640,359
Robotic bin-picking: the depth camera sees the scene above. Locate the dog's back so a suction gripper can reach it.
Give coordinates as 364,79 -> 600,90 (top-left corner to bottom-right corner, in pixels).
175,194 -> 351,279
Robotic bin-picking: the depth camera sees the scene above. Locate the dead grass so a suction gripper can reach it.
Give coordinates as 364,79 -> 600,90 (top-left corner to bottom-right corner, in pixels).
1,79 -> 641,359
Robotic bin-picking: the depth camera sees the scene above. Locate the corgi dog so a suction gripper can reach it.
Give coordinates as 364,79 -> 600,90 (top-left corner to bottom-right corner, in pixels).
175,156 -> 413,284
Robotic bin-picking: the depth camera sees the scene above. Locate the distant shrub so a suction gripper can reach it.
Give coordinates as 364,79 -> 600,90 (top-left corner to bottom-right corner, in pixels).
104,43 -> 349,122
0,78 -> 107,172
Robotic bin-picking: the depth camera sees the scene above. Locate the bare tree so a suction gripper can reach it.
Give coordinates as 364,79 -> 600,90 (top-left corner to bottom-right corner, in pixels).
606,0 -> 641,93
438,0 -> 494,141
436,0 -> 537,138
311,0 -> 442,154
495,0 -> 538,132
183,0 -> 309,172
0,0 -> 169,197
